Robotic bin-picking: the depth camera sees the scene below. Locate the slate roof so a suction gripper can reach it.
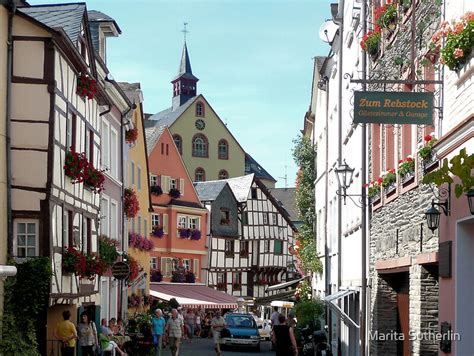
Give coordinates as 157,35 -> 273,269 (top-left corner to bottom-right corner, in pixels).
19,3 -> 86,45
144,125 -> 166,154
174,42 -> 198,82
268,187 -> 300,223
223,174 -> 254,203
118,82 -> 142,105
194,181 -> 228,202
245,154 -> 276,183
88,10 -> 121,55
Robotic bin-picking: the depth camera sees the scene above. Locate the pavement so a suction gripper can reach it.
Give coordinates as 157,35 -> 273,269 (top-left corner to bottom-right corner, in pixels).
161,337 -> 274,356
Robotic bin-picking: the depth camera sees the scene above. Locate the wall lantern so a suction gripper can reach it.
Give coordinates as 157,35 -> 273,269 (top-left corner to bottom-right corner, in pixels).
335,160 -> 355,204
467,189 -> 474,215
425,198 -> 450,232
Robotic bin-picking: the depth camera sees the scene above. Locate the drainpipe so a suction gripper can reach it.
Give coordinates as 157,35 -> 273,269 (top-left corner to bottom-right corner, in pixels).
6,0 -> 16,256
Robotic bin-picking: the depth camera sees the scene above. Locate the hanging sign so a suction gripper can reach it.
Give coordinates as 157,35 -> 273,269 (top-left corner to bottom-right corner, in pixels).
353,91 -> 433,125
111,261 -> 130,280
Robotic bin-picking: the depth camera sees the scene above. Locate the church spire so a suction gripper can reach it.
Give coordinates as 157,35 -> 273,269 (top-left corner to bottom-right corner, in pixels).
171,24 -> 199,110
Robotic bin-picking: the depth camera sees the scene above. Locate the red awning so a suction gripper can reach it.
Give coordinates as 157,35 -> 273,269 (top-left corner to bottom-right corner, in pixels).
150,282 -> 238,309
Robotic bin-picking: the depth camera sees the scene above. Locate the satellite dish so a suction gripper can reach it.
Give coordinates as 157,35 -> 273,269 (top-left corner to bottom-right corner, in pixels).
319,20 -> 339,44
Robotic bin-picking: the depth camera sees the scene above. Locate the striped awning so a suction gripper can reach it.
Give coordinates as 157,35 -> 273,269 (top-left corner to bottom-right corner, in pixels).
150,282 -> 238,309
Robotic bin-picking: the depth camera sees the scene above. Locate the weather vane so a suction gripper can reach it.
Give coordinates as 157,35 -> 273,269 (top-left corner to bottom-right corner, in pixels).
182,22 -> 189,42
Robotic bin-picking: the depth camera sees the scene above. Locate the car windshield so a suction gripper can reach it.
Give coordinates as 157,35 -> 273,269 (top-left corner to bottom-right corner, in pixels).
225,315 -> 257,328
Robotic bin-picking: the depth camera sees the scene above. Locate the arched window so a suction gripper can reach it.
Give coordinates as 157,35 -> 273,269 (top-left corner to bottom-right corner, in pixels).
195,167 -> 206,182
192,134 -> 208,157
173,134 -> 182,155
218,170 -> 229,180
218,139 -> 228,160
196,101 -> 204,117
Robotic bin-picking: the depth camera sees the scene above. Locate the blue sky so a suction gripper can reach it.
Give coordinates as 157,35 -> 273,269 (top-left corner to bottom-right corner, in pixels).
32,0 -> 332,187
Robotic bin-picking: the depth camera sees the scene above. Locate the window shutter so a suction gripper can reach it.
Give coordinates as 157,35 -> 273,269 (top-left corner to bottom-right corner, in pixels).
163,214 -> 169,234
180,179 -> 185,195
193,259 -> 199,278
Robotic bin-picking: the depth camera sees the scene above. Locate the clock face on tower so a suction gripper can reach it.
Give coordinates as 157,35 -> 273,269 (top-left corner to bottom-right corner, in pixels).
195,119 -> 205,130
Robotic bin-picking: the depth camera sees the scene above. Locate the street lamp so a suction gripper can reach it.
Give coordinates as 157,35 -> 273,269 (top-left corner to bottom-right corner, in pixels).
335,160 -> 355,192
425,197 -> 450,232
467,189 -> 474,215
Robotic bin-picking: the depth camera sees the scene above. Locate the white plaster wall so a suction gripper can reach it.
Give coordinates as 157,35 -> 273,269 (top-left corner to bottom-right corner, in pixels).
11,150 -> 47,187
12,83 -> 49,121
11,122 -> 49,149
13,40 -> 44,79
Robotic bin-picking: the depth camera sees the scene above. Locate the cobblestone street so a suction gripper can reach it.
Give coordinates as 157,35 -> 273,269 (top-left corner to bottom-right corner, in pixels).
165,338 -> 273,356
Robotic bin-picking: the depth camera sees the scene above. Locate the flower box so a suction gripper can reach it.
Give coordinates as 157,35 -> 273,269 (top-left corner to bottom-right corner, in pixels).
401,170 -> 415,185
125,128 -> 138,145
64,149 -> 88,183
360,29 -> 381,57
152,225 -> 164,238
375,2 -> 397,31
381,169 -> 396,188
190,229 -> 201,240
62,247 -> 104,280
76,74 -> 97,100
124,188 -> 140,218
398,156 -> 415,185
150,185 -> 163,196
178,228 -> 191,239
168,188 -> 181,199
384,182 -> 397,196
83,164 -> 105,193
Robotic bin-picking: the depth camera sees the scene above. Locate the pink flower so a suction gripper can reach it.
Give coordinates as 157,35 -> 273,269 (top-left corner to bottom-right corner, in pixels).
453,48 -> 464,59
453,22 -> 465,35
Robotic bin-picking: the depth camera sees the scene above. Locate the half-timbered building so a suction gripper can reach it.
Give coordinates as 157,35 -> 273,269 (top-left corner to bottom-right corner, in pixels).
195,174 -> 298,302
10,4 -> 109,351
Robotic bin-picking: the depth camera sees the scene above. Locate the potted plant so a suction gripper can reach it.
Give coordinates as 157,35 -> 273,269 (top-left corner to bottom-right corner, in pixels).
152,225 -> 164,238
150,185 -> 163,196
98,235 -> 119,269
83,163 -> 105,193
433,12 -> 474,71
168,188 -> 181,199
375,1 -> 397,30
76,74 -> 97,100
150,269 -> 163,282
360,29 -> 382,57
190,229 -> 201,241
124,254 -> 140,284
124,188 -> 140,218
418,134 -> 437,165
382,169 -> 397,193
64,149 -> 88,183
365,177 -> 383,202
398,156 -> 415,183
125,128 -> 138,145
178,228 -> 191,239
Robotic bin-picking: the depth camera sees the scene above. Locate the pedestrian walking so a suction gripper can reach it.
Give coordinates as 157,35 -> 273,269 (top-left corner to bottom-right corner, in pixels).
270,306 -> 280,328
166,308 -> 184,356
272,314 -> 298,356
195,311 -> 202,337
152,309 -> 166,356
76,312 -> 98,356
211,311 -> 226,356
185,309 -> 196,342
53,310 -> 77,356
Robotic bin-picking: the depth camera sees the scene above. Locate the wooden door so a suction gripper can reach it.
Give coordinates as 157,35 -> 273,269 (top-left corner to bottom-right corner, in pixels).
397,292 -> 410,356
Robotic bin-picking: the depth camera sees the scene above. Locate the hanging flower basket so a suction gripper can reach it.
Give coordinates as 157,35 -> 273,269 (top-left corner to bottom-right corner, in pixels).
83,163 -> 105,193
150,185 -> 163,196
433,13 -> 474,71
168,188 -> 181,199
125,128 -> 138,145
152,225 -> 164,238
62,247 -> 104,280
178,228 -> 191,239
360,29 -> 381,57
76,74 -> 97,100
64,149 -> 88,183
98,235 -> 119,268
129,233 -> 154,251
124,254 -> 140,283
124,188 -> 140,218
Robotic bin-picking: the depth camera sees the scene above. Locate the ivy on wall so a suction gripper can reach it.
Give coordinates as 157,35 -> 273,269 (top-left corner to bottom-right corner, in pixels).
0,257 -> 52,355
292,135 -> 322,274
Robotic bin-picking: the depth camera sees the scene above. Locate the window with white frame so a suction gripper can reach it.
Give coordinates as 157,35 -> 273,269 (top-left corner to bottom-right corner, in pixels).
150,175 -> 158,187
152,214 -> 160,227
150,257 -> 157,270
15,220 -> 38,257
177,216 -> 187,229
161,257 -> 173,277
183,259 -> 191,271
170,178 -> 177,190
189,217 -> 200,229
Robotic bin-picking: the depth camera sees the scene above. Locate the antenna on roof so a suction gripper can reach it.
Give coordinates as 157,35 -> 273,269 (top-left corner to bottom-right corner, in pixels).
278,165 -> 288,189
182,22 -> 189,42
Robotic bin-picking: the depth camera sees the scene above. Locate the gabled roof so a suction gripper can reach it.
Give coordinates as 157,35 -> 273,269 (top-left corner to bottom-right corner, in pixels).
88,10 -> 121,54
173,42 -> 198,82
194,180 -> 228,202
222,174 -> 255,203
19,3 -> 86,45
145,95 -> 197,129
144,124 -> 166,154
268,187 -> 300,223
88,10 -> 121,32
245,153 -> 276,183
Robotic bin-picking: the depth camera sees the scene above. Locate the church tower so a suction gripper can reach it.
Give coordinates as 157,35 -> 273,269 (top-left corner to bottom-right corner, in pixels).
171,42 -> 199,110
